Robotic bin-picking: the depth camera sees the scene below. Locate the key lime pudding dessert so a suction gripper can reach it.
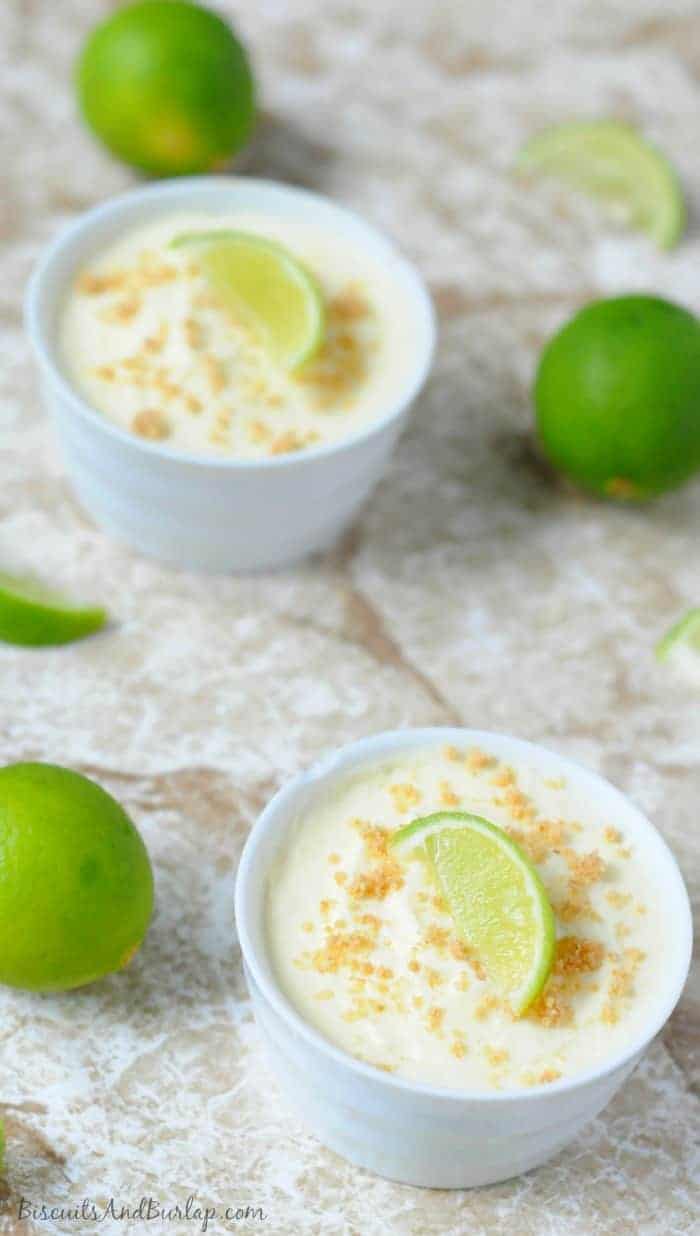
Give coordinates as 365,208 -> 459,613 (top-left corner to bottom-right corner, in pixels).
60,212 -> 421,457
267,742 -> 671,1090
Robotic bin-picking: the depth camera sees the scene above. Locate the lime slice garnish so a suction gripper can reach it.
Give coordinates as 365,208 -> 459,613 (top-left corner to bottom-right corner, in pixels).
0,573 -> 107,646
656,607 -> 700,662
172,230 -> 325,370
391,811 -> 556,1015
517,120 -> 685,250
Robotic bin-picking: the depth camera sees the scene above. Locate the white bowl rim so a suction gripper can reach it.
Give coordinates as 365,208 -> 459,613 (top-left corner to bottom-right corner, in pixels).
235,726 -> 693,1104
24,175 -> 436,471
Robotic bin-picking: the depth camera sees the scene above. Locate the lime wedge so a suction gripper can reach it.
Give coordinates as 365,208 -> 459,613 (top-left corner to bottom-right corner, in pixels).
391,812 -> 556,1015
172,230 -> 325,370
0,573 -> 107,646
517,120 -> 685,249
656,607 -> 700,662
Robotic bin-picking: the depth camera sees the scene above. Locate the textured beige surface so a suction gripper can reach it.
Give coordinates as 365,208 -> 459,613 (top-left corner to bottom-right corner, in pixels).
1,1 -> 699,1233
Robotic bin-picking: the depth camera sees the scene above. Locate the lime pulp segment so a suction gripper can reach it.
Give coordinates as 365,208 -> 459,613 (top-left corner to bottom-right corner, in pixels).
391,811 -> 556,1015
518,120 -> 685,249
0,572 -> 107,647
171,230 -> 325,370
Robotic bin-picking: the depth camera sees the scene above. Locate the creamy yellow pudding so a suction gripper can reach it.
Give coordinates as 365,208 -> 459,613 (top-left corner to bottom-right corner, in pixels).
267,744 -> 669,1090
60,212 -> 421,458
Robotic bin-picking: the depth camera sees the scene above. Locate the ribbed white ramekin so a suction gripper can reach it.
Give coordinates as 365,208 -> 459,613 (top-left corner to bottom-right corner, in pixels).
25,178 -> 435,572
235,727 -> 692,1188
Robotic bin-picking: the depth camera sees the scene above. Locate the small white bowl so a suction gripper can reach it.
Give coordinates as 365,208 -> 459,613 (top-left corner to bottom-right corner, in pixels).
235,727 -> 692,1188
25,178 -> 435,573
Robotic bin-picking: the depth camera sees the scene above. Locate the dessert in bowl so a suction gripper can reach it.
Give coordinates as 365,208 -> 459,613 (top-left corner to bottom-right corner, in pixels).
235,728 -> 692,1187
26,178 -> 435,572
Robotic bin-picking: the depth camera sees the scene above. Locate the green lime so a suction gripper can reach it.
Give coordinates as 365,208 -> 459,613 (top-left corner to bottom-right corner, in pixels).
76,0 -> 255,176
0,572 -> 107,647
391,811 -> 555,1015
173,230 -> 325,369
535,295 -> 700,499
518,120 -> 685,249
656,607 -> 700,662
0,764 -> 154,991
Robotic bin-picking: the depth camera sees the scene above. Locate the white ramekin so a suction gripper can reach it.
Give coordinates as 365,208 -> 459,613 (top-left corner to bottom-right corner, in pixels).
234,727 -> 692,1188
25,178 -> 435,573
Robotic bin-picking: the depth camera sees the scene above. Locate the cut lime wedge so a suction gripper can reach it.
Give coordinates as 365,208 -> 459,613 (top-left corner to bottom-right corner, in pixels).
517,120 -> 685,250
0,573 -> 107,646
391,811 -> 556,1015
172,230 -> 325,370
656,607 -> 700,662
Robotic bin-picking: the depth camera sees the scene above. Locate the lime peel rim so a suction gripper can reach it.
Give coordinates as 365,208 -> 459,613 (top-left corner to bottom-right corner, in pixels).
655,607 -> 700,661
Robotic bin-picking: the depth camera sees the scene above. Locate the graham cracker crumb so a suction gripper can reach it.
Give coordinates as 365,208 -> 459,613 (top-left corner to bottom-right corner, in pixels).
555,936 -> 606,975
389,783 -> 422,813
425,967 -> 444,990
491,768 -> 516,788
423,924 -> 451,953
77,270 -> 126,295
485,1045 -> 509,1067
330,284 -> 371,322
184,317 -> 204,350
474,994 -> 500,1021
450,1032 -> 467,1059
144,321 -> 168,354
530,935 -> 605,1028
604,826 -> 622,845
204,354 -> 226,394
426,1006 -> 445,1034
351,819 -> 391,862
347,858 -> 404,902
269,430 -> 311,456
602,947 -> 645,1023
449,938 -> 470,962
247,419 -> 270,443
563,849 -> 606,885
500,788 -> 535,821
309,928 -> 376,975
466,748 -> 495,773
94,364 -> 117,382
100,294 -> 142,324
523,1067 -> 562,1086
606,891 -> 631,909
131,409 -> 170,440
439,780 -> 460,807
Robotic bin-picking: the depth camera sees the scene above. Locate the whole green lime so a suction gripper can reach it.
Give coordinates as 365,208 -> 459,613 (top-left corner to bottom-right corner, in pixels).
535,295 -> 700,499
0,763 -> 154,991
76,0 -> 255,176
